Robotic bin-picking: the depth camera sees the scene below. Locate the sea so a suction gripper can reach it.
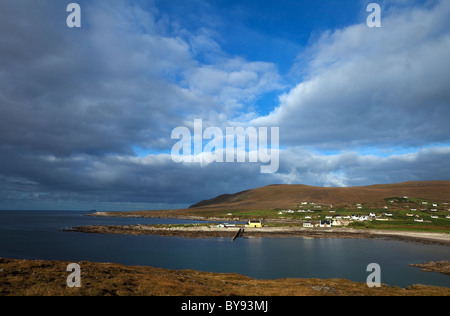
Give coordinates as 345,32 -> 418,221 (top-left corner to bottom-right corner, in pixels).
0,210 -> 449,288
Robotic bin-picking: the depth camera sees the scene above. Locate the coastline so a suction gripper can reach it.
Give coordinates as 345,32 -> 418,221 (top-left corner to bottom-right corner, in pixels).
70,223 -> 450,246
3,211 -> 450,296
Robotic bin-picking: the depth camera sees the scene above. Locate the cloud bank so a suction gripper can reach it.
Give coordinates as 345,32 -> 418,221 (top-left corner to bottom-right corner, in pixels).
0,0 -> 448,210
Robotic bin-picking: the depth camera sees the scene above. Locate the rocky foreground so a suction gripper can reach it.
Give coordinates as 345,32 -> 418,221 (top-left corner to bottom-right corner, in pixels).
1,258 -> 449,296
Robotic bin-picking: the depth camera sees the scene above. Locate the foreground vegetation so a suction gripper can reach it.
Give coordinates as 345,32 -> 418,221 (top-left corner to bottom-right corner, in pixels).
1,258 -> 449,296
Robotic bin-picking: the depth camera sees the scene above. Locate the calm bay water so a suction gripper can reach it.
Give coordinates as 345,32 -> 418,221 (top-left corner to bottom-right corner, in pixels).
0,210 -> 449,288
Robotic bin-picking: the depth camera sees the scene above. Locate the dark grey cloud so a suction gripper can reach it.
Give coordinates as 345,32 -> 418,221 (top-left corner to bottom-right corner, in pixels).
1,145 -> 449,210
0,1 -> 194,158
0,152 -> 274,210
274,146 -> 450,187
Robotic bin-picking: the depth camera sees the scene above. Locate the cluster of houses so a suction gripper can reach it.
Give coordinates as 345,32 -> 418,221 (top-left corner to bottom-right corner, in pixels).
302,213 -> 383,228
221,199 -> 450,231
278,209 -> 316,215
292,199 -> 450,228
303,220 -> 334,228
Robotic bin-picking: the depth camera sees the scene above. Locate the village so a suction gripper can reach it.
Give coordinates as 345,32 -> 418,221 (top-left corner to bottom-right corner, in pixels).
216,197 -> 450,229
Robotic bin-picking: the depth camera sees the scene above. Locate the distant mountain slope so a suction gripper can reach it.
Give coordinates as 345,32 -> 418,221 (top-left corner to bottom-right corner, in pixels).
189,181 -> 450,210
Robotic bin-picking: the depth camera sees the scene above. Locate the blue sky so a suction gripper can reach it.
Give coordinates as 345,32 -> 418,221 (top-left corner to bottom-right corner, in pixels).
0,0 -> 449,210
154,0 -> 363,68
152,0 -> 368,115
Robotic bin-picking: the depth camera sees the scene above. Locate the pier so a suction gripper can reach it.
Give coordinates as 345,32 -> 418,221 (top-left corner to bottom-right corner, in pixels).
232,228 -> 244,242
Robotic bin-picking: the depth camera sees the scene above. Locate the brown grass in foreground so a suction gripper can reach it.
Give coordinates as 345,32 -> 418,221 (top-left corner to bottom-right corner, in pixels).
0,258 -> 449,296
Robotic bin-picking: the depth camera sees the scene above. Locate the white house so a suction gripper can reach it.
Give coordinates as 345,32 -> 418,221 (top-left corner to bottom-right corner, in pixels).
303,222 -> 313,228
320,220 -> 331,228
332,219 -> 342,226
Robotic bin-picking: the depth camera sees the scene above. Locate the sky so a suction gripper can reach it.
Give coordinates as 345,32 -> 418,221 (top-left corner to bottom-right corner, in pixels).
0,0 -> 449,210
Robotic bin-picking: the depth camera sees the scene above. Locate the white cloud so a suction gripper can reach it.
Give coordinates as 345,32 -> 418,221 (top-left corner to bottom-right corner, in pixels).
182,57 -> 283,119
252,0 -> 450,149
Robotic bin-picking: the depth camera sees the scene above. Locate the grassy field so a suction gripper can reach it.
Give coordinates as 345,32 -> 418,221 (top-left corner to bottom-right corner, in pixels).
182,206 -> 450,233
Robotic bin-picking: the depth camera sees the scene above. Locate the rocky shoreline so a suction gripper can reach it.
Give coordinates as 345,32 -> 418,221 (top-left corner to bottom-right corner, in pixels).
409,261 -> 450,275
69,224 -> 450,246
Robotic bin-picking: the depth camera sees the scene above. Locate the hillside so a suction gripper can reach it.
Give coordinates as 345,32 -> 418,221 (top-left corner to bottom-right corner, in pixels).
189,181 -> 450,211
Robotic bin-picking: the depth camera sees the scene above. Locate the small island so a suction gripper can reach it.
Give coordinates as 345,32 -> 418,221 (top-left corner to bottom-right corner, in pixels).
409,261 -> 450,275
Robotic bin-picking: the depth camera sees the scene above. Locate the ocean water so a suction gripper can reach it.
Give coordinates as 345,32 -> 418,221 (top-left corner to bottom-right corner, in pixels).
0,210 -> 449,288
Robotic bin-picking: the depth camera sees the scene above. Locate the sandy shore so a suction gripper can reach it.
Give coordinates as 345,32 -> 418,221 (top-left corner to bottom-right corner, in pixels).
70,224 -> 450,246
